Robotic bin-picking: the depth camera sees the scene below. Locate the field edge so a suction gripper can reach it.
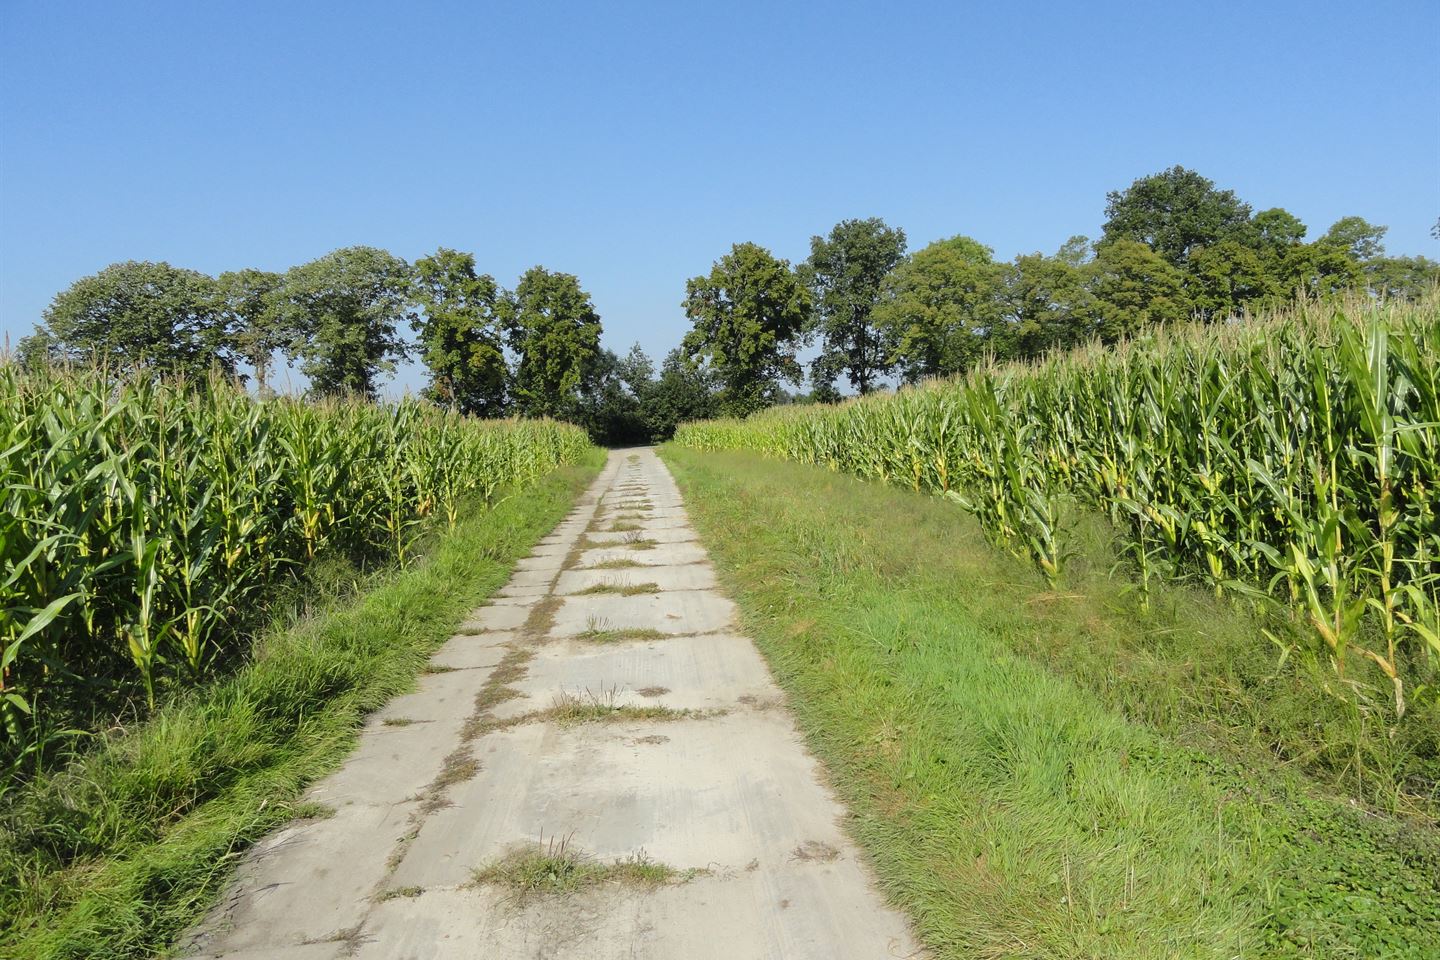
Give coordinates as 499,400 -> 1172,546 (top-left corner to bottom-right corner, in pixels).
0,449 -> 605,960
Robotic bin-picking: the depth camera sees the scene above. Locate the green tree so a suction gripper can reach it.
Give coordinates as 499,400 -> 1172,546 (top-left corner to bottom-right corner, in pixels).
996,251 -> 1094,360
1291,242 -> 1364,297
574,347 -> 647,444
277,247 -> 414,398
1186,239 -> 1280,321
1101,166 -> 1252,268
1086,239 -> 1191,341
803,218 -> 906,393
412,248 -> 508,417
646,347 -> 718,439
681,242 -> 811,416
1365,255 -> 1440,301
503,266 -> 603,420
32,261 -> 229,375
1252,207 -> 1308,249
873,235 -> 1001,382
1319,216 -> 1388,262
217,268 -> 286,393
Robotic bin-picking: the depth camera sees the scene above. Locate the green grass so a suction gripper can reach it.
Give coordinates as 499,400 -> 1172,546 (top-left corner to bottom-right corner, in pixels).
586,557 -> 645,570
573,581 -> 661,596
575,626 -> 668,644
541,690 -> 695,725
0,450 -> 604,959
660,445 -> 1440,960
472,838 -> 695,899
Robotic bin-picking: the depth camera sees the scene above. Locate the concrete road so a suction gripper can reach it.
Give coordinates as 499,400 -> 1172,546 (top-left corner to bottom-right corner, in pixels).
184,448 -> 922,959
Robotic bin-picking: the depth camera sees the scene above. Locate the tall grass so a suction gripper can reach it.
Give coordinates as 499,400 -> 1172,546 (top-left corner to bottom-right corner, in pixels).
676,295 -> 1440,744
0,364 -> 590,774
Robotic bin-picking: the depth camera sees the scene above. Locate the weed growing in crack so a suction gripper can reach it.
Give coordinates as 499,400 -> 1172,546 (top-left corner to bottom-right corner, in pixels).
574,581 -> 660,596
542,687 -> 695,725
577,626 -> 667,643
376,885 -> 425,902
588,557 -> 645,570
472,835 -> 702,900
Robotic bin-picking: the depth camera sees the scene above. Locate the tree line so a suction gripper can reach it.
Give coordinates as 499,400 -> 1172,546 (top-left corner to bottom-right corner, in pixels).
17,247 -> 716,443
16,165 -> 1438,440
684,165 -> 1439,414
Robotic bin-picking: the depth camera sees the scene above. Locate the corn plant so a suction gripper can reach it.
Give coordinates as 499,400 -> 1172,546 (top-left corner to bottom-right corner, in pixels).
676,291 -> 1440,719
0,365 -> 591,771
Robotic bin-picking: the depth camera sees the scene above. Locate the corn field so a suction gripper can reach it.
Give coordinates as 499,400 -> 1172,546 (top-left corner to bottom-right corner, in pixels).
675,295 -> 1440,719
0,366 -> 591,766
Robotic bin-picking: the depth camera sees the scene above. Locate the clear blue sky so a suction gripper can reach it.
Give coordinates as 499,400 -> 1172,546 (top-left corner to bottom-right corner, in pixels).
2,0 -> 1437,394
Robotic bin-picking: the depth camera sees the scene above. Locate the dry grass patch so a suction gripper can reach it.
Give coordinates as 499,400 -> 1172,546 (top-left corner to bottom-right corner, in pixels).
376,886 -> 424,902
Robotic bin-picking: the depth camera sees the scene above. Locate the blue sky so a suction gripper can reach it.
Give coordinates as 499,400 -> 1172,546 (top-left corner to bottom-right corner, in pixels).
2,0 -> 1436,394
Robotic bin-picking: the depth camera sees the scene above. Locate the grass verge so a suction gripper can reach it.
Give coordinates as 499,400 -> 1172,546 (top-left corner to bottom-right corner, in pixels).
0,450 -> 604,959
661,445 -> 1440,960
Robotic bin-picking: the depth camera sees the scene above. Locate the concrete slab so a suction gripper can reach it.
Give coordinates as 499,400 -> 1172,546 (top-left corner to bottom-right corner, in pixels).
497,581 -> 551,598
553,564 -> 717,595
575,542 -> 708,568
355,865 -> 917,960
551,589 -> 737,636
506,633 -> 776,712
458,604 -> 530,632
583,526 -> 698,545
387,711 -> 850,888
428,633 -> 513,671
306,721 -> 457,809
514,554 -> 565,572
483,593 -> 542,608
185,803 -> 412,955
185,448 -> 921,960
198,944 -> 343,960
505,568 -> 559,588
372,665 -> 489,726
592,513 -> 691,530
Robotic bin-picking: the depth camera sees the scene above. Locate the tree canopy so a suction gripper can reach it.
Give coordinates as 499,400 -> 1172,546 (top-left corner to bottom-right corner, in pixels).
276,246 -> 415,398
874,235 -> 1001,382
217,268 -> 285,392
412,248 -> 507,417
31,261 -> 229,376
804,218 -> 907,393
681,242 -> 811,416
16,164 -> 1435,427
503,266 -> 603,420
1101,166 -> 1252,268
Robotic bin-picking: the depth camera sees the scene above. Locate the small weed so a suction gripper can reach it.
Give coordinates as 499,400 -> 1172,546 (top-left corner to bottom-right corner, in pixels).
575,581 -> 660,596
523,595 -> 563,638
422,663 -> 459,674
472,836 -> 699,901
577,626 -> 667,644
376,885 -> 425,902
382,716 -> 416,727
542,688 -> 693,725
431,750 -> 479,791
589,557 -> 644,570
791,840 -> 840,862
